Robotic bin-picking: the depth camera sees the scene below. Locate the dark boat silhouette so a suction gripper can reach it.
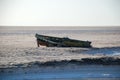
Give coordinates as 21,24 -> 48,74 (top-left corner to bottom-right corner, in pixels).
35,33 -> 91,47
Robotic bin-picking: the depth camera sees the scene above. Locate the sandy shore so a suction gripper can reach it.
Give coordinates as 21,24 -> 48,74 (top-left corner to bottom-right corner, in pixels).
0,46 -> 120,68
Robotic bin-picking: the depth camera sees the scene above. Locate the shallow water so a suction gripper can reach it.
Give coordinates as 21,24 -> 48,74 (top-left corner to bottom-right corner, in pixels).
0,65 -> 120,80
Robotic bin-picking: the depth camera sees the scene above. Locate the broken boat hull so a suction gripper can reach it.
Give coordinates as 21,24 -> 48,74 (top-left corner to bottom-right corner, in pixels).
35,34 -> 91,48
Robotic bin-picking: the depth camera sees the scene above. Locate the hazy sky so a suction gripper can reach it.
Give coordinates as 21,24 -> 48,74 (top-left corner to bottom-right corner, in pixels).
0,0 -> 120,26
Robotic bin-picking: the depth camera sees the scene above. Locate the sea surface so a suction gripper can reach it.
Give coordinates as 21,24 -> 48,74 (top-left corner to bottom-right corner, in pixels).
0,26 -> 120,80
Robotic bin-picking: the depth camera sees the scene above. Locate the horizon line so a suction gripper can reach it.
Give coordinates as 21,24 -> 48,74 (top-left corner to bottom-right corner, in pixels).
0,25 -> 120,27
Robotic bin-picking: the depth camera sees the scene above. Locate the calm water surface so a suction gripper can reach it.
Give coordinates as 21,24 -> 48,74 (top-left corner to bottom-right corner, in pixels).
0,65 -> 120,80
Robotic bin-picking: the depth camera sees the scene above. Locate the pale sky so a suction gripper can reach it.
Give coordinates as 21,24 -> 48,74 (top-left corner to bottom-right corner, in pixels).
0,0 -> 120,26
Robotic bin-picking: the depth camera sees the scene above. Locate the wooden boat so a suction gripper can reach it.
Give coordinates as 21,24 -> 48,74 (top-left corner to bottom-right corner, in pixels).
35,33 -> 91,48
